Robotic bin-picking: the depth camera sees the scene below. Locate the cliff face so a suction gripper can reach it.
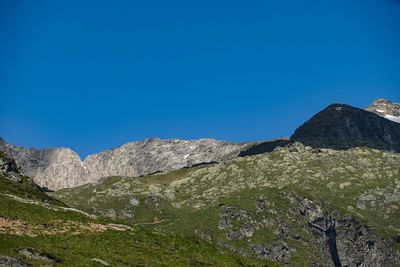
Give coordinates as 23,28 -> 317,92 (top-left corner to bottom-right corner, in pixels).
83,138 -> 251,179
0,138 -> 252,190
0,140 -> 90,189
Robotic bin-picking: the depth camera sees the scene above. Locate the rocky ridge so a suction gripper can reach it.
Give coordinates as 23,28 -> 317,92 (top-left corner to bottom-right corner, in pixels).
366,98 -> 400,123
2,99 -> 398,191
0,138 -> 252,190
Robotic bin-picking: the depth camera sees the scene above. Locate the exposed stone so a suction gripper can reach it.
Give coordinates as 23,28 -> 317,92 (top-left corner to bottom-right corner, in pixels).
148,185 -> 162,194
336,217 -> 400,267
291,103 -> 400,151
218,217 -> 231,230
129,198 -> 140,206
17,248 -> 63,263
0,138 -> 252,190
255,198 -> 274,211
194,229 -> 212,243
339,182 -> 351,189
92,258 -> 110,266
252,242 -> 294,263
0,256 -> 31,267
366,98 -> 400,123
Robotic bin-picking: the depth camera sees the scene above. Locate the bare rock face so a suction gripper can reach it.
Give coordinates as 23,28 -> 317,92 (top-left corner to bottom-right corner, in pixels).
366,98 -> 400,123
0,139 -> 89,189
83,138 -> 250,179
298,196 -> 400,267
0,138 -> 251,190
291,103 -> 400,151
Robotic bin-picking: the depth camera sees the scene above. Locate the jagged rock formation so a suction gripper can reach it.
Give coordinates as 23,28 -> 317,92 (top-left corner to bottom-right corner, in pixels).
0,140 -> 90,190
297,196 -> 399,267
291,103 -> 400,151
0,138 -> 252,190
0,151 -> 22,183
366,98 -> 400,123
83,138 -> 252,181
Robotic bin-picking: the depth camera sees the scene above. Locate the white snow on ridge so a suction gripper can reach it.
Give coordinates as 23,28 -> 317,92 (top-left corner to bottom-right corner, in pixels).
80,161 -> 87,169
384,115 -> 400,123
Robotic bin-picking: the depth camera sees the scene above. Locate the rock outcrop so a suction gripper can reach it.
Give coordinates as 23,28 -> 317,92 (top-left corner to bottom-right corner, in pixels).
298,196 -> 400,267
56,142 -> 400,266
238,138 -> 289,157
0,138 -> 252,190
291,103 -> 400,151
0,140 -> 90,190
366,98 -> 400,123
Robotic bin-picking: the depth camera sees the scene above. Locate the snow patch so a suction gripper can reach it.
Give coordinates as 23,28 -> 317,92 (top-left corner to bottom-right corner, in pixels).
376,109 -> 385,113
384,115 -> 400,123
80,161 -> 87,169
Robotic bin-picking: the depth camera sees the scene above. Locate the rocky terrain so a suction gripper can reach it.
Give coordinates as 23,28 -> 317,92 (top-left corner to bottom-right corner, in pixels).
54,142 -> 400,266
2,99 -> 399,191
366,98 -> 400,123
1,98 -> 399,266
0,152 -> 259,266
0,138 -> 252,190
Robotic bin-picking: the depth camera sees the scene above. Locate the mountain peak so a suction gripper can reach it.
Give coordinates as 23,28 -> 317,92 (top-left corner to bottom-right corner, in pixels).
291,102 -> 400,151
366,98 -> 400,123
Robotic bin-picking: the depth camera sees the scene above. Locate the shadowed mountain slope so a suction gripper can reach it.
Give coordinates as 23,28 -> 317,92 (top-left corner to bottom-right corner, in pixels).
291,103 -> 400,152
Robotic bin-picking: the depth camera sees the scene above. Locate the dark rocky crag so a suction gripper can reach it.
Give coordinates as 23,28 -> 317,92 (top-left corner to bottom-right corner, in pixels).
291,104 -> 400,152
238,138 -> 290,157
297,195 -> 400,267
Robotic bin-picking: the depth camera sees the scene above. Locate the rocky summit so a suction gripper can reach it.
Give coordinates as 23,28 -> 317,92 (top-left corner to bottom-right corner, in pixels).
366,98 -> 400,123
291,103 -> 400,152
0,138 -> 252,190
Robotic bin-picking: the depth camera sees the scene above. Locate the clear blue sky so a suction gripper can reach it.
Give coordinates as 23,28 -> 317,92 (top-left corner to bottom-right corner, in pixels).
1,0 -> 399,157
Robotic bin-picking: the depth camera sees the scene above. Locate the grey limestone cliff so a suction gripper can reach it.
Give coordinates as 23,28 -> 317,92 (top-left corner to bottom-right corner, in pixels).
0,138 -> 252,190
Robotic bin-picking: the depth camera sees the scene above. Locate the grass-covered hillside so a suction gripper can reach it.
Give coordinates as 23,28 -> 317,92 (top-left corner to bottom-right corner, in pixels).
54,143 -> 400,266
0,153 -> 267,267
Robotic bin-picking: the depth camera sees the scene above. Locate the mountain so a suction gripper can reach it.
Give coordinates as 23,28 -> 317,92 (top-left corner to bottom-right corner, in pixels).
2,99 -> 400,190
0,150 -> 257,266
0,138 -> 252,190
2,99 -> 400,266
366,98 -> 400,123
291,103 -> 400,151
53,143 -> 400,266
